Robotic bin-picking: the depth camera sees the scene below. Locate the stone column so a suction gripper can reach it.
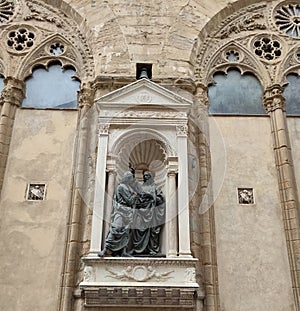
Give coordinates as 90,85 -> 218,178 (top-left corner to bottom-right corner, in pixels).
193,82 -> 219,311
89,123 -> 109,254
59,83 -> 95,311
103,168 -> 116,240
176,124 -> 192,258
166,158 -> 178,257
264,85 -> 300,309
0,77 -> 25,196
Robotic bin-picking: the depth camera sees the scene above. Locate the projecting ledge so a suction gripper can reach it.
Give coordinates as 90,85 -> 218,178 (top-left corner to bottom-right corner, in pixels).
80,256 -> 199,308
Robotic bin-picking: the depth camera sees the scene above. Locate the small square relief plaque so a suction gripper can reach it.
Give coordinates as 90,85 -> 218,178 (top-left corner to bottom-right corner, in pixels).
238,188 -> 254,204
26,183 -> 46,201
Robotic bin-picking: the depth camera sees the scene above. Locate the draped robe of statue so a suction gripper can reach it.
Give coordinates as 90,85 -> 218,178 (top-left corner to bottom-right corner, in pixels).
131,172 -> 165,256
100,171 -> 138,257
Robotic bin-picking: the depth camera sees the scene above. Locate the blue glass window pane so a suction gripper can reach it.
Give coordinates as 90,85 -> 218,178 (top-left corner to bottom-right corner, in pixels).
284,74 -> 300,115
22,64 -> 80,109
208,69 -> 264,115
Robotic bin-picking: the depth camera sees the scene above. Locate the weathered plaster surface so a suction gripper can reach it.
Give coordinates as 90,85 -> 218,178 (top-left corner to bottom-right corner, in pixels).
210,116 -> 295,311
0,109 -> 77,311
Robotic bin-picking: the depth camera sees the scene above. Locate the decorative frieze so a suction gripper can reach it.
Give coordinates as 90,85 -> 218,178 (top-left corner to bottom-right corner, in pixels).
80,257 -> 199,308
83,286 -> 196,308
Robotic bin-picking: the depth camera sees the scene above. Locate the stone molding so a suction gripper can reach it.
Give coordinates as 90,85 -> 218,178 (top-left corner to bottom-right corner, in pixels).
80,257 -> 199,308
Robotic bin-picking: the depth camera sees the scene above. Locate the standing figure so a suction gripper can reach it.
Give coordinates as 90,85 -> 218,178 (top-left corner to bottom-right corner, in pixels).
131,171 -> 165,256
98,171 -> 138,257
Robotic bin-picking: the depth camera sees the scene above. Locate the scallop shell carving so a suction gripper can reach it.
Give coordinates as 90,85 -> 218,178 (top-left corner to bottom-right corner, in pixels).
117,139 -> 167,188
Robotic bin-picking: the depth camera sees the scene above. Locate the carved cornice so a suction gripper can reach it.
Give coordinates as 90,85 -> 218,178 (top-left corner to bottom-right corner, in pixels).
0,76 -> 25,106
93,75 -> 196,95
263,84 -> 286,113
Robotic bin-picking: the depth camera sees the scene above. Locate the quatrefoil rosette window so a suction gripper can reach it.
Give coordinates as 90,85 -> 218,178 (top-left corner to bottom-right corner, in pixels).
5,25 -> 37,54
222,49 -> 243,63
251,35 -> 283,63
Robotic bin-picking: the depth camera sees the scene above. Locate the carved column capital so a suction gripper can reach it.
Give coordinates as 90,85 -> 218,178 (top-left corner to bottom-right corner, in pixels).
194,82 -> 209,107
78,82 -> 95,109
263,84 -> 286,113
99,123 -> 110,136
0,77 -> 25,107
176,124 -> 188,137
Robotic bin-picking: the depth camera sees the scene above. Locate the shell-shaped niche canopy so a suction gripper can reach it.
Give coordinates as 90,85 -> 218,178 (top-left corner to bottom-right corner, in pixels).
117,139 -> 167,189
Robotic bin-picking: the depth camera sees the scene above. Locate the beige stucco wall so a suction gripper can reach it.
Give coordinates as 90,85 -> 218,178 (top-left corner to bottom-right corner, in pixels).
287,117 -> 300,196
0,109 -> 77,311
210,116 -> 295,311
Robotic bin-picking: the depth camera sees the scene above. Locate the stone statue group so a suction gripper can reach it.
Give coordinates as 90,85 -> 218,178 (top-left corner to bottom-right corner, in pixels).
98,168 -> 165,257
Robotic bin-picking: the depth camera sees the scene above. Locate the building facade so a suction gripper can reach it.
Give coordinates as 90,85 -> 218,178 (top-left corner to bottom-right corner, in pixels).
0,0 -> 299,310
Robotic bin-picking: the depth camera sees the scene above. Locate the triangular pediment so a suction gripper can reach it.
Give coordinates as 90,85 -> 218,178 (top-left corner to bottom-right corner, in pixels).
97,78 -> 192,108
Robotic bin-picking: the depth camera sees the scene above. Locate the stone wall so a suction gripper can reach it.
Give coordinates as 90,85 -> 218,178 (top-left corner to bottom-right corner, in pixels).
210,116 -> 295,311
0,109 -> 77,311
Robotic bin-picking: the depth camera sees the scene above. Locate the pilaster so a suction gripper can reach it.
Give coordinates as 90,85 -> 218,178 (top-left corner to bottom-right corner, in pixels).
264,84 -> 300,309
59,83 -> 95,311
193,83 -> 220,311
0,77 -> 25,196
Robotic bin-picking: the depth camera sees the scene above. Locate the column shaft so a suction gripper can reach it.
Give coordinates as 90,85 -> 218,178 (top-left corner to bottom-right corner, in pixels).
89,125 -> 109,254
166,171 -> 178,257
0,77 -> 25,196
264,85 -> 300,309
177,125 -> 192,257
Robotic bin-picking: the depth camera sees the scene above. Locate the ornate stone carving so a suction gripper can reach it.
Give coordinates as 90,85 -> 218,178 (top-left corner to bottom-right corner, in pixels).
106,265 -> 174,282
20,0 -> 94,79
99,124 -> 109,135
263,84 -> 286,113
49,42 -> 64,56
24,0 -> 64,28
27,183 -> 46,201
252,35 -> 282,62
136,91 -> 152,103
6,26 -> 36,53
184,267 -> 196,283
0,77 -> 25,106
238,188 -> 254,204
102,110 -> 186,119
274,3 -> 300,38
0,0 -> 14,24
219,12 -> 266,39
84,266 -> 95,282
176,124 -> 188,136
78,82 -> 95,109
83,287 -> 196,307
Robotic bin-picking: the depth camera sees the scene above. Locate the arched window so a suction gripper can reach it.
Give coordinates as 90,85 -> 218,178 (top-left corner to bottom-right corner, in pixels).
22,63 -> 80,109
208,69 -> 264,115
284,73 -> 300,115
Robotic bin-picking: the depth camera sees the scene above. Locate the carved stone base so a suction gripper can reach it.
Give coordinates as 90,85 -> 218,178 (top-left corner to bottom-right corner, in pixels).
80,256 -> 199,308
